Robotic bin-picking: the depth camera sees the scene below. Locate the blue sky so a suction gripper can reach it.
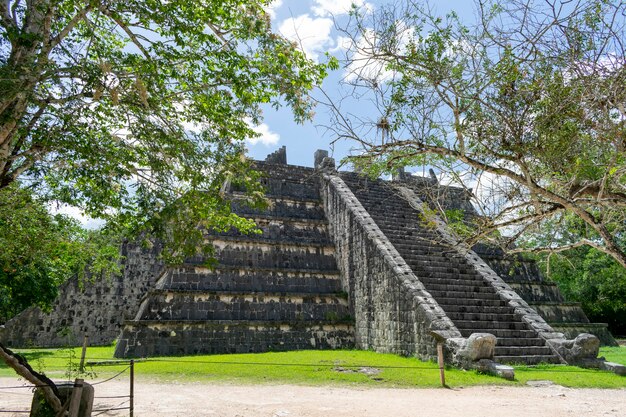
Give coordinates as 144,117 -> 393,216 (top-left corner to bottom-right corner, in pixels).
246,0 -> 476,167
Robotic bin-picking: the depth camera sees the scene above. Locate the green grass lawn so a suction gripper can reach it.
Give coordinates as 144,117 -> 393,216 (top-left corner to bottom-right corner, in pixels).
1,345 -> 624,389
600,345 -> 626,365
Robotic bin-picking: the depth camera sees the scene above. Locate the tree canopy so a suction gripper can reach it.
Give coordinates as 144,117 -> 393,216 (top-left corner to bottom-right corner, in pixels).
0,0 -> 329,261
0,183 -> 120,323
327,0 -> 626,268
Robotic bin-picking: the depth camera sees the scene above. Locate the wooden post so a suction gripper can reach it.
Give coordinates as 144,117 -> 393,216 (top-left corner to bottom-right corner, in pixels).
67,378 -> 84,417
437,343 -> 446,387
130,360 -> 134,417
79,335 -> 89,373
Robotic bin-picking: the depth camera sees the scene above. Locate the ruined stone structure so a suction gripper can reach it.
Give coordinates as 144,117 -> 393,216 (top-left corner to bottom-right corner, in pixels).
0,243 -> 163,347
0,147 -> 616,367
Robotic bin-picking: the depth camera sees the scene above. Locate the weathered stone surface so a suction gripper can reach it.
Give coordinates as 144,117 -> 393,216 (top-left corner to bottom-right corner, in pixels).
550,323 -> 616,346
599,361 -> 626,376
445,333 -> 497,368
116,161 -> 355,357
475,359 -> 515,380
320,172 -> 461,361
548,333 -> 600,364
0,242 -> 163,347
31,381 -> 94,417
463,333 -> 497,361
116,321 -> 353,357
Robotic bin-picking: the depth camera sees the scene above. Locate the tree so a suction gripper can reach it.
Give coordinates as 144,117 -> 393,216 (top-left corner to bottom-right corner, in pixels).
324,0 -> 626,268
1,0 -> 329,259
0,0 -> 329,412
0,183 -> 121,323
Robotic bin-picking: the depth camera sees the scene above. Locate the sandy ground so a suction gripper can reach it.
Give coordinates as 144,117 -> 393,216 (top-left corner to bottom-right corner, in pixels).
1,377 -> 625,417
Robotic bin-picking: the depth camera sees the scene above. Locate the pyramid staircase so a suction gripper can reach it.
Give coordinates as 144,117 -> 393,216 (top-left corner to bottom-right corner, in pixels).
340,173 -> 561,364
474,245 -> 617,345
114,161 -> 354,357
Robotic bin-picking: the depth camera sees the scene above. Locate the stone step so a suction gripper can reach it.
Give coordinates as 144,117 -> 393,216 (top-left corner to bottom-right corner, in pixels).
437,304 -> 513,314
257,176 -> 320,200
494,355 -> 561,365
426,290 -> 502,301
445,312 -> 519,322
496,337 -> 547,347
405,254 -> 474,264
211,217 -> 331,245
453,320 -> 530,331
434,297 -> 509,307
481,257 -> 544,283
230,196 -> 326,220
507,283 -> 564,302
418,277 -> 490,286
414,271 -> 484,280
459,329 -> 539,338
210,235 -> 335,249
494,346 -> 553,356
550,323 -> 618,346
161,266 -> 343,294
115,320 -> 355,357
398,264 -> 478,275
239,214 -> 329,225
529,303 -> 590,324
186,239 -> 338,270
254,162 -> 319,181
421,283 -> 495,294
140,290 -> 351,322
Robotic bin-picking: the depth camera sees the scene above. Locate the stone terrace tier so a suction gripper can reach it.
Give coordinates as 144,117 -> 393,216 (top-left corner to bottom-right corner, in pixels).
114,162 -> 355,357
340,172 -> 561,365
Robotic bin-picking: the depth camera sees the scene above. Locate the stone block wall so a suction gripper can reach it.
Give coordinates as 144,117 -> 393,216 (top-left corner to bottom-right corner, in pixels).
0,242 -> 163,347
115,160 -> 355,357
319,170 -> 461,360
116,321 -> 352,357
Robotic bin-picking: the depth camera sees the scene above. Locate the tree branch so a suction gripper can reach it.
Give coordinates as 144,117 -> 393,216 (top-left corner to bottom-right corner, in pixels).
48,4 -> 93,50
0,342 -> 63,414
0,0 -> 16,28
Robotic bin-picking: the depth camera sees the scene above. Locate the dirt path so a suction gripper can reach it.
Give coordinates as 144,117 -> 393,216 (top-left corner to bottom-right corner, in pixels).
1,377 -> 625,417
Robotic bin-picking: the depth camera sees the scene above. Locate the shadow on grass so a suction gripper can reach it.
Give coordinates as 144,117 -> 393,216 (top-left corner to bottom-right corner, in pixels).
0,349 -> 57,368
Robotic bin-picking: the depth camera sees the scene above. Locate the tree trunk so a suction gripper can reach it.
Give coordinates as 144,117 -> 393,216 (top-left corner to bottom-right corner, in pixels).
0,342 -> 64,414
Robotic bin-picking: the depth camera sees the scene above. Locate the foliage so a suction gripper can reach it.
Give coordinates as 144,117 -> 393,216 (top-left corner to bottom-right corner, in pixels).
326,0 -> 626,268
0,0 -> 329,262
535,246 -> 626,335
2,346 -> 625,388
0,183 -> 121,323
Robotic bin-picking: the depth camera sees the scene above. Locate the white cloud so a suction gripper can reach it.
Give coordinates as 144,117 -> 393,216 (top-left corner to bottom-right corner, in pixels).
343,28 -> 395,83
278,14 -> 334,62
343,21 -> 416,83
49,203 -> 105,230
265,0 -> 283,20
247,122 -> 280,146
328,35 -> 352,54
312,0 -> 367,17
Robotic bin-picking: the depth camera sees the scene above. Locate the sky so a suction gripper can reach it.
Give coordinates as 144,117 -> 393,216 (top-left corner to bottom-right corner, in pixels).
246,0 -> 476,168
63,0 -> 477,227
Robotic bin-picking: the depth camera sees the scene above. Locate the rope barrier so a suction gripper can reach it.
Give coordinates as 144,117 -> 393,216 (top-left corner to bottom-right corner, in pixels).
92,399 -> 131,416
95,394 -> 131,399
140,357 -> 444,369
92,406 -> 131,416
91,366 -> 130,385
